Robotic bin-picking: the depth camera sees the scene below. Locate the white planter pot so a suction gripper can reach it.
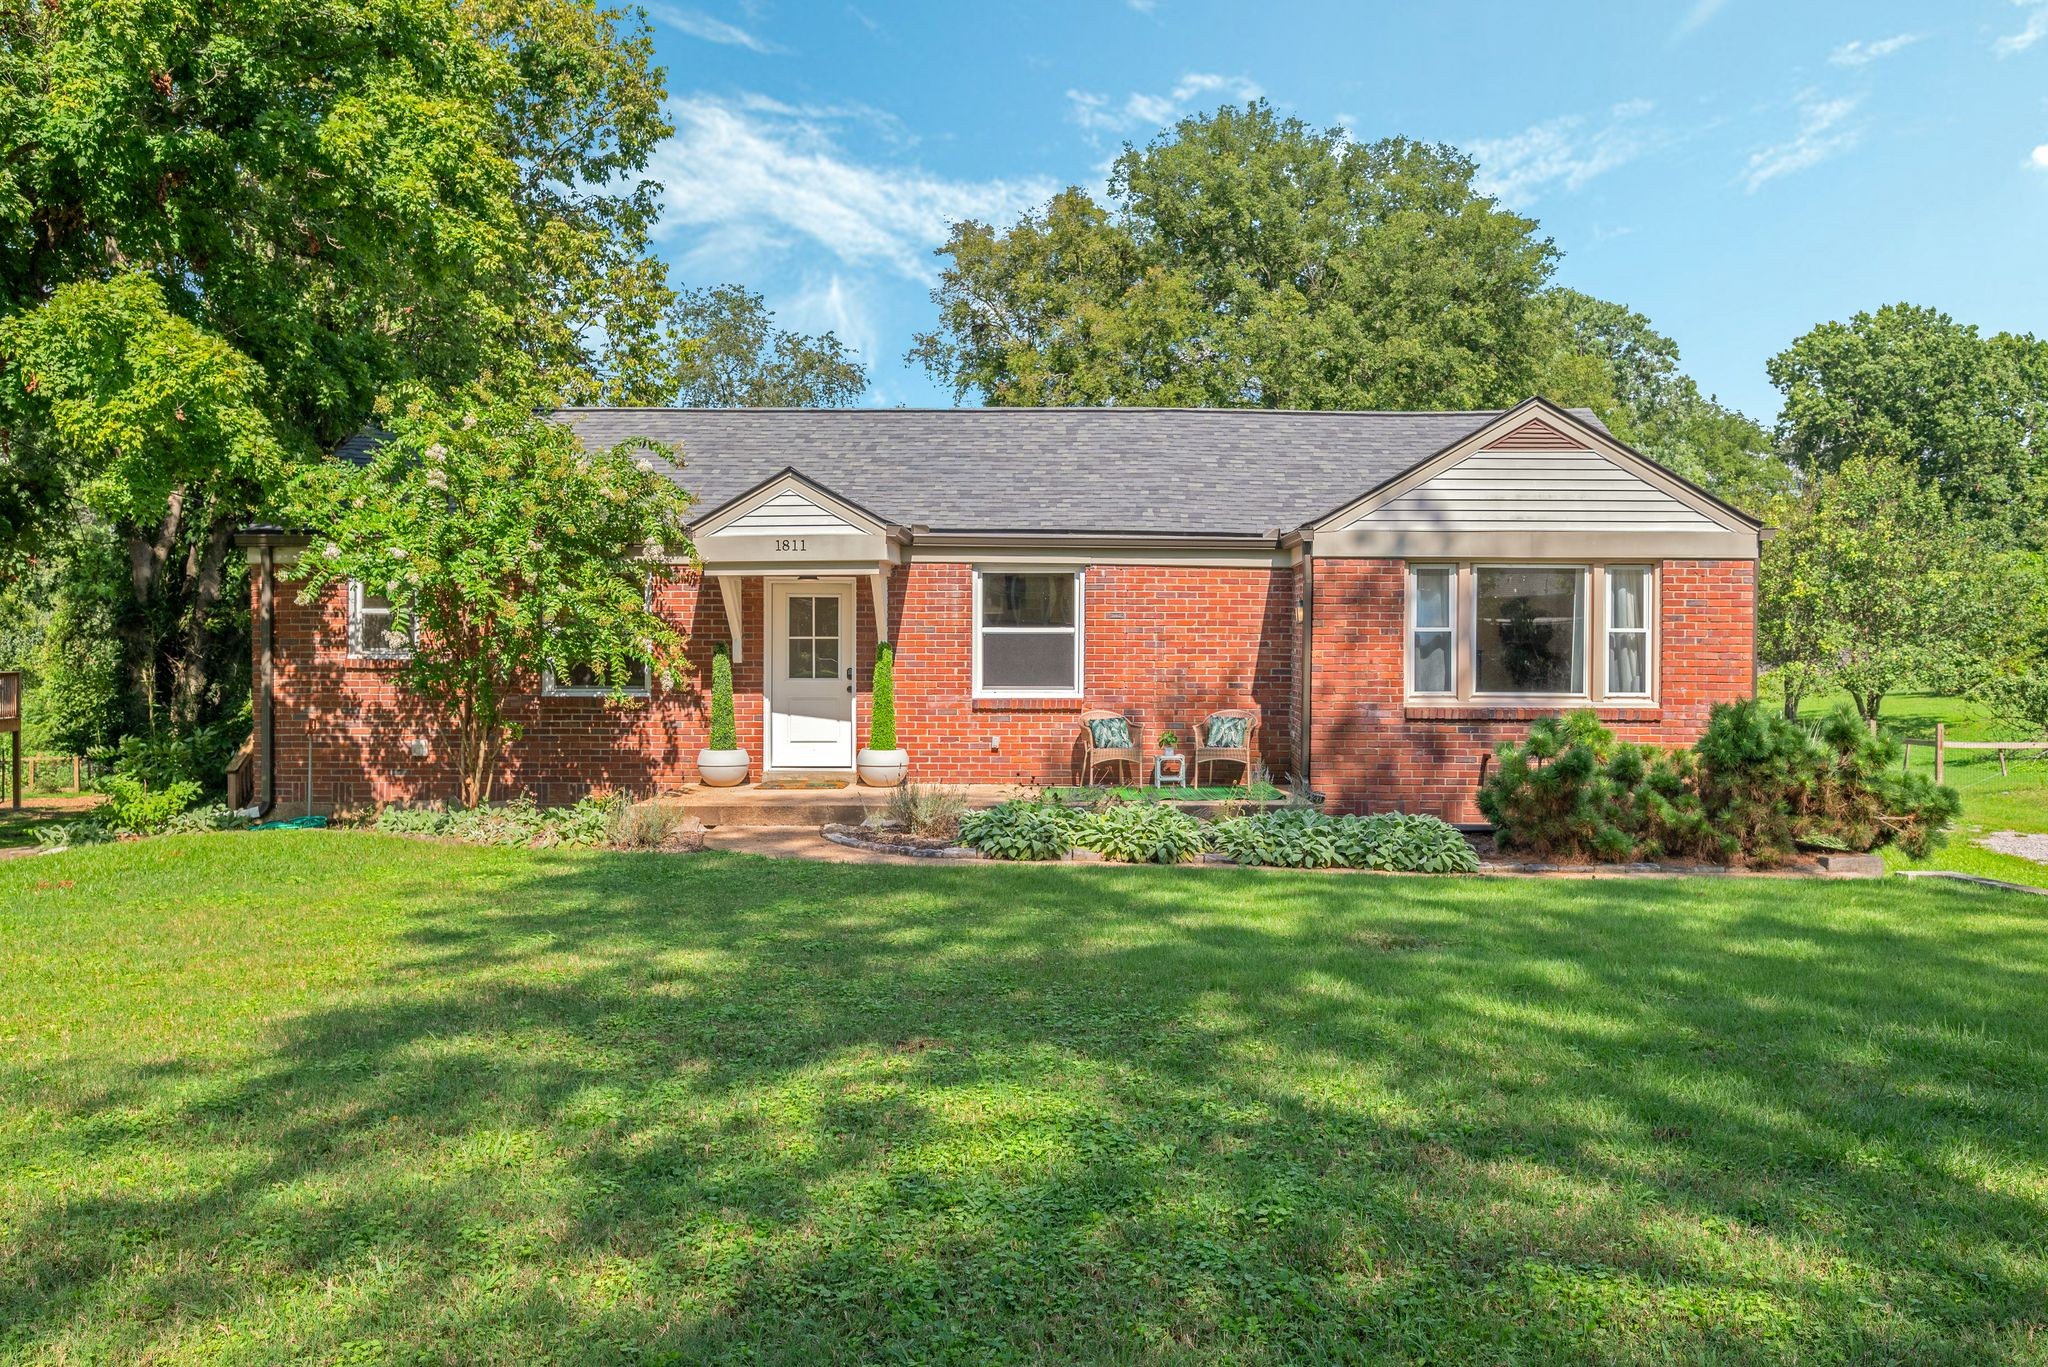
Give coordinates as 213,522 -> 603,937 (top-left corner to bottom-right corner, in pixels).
856,747 -> 910,787
696,748 -> 751,787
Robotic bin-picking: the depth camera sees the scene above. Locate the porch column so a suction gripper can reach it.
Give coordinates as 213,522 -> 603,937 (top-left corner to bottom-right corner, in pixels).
716,575 -> 746,663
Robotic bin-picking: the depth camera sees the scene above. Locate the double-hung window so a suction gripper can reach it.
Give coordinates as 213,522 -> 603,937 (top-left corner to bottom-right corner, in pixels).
1409,566 -> 1456,696
1405,563 -> 1654,704
544,658 -> 651,696
974,570 -> 1083,697
1604,566 -> 1652,698
347,581 -> 416,659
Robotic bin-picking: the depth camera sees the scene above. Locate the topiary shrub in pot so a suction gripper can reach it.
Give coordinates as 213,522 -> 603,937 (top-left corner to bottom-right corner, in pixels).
696,643 -> 749,786
857,642 -> 909,787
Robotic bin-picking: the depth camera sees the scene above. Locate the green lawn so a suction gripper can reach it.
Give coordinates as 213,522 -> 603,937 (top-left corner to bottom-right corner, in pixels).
1788,691 -> 2048,889
4,837 -> 2046,1362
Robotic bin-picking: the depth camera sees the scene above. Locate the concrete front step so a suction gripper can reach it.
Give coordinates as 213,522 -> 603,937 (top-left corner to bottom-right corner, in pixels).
651,786 -> 890,829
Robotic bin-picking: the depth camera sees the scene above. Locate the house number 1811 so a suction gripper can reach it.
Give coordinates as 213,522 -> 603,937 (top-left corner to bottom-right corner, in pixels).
774,538 -> 807,552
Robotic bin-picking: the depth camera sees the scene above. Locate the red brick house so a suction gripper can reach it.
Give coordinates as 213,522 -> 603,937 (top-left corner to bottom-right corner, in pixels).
239,397 -> 1761,823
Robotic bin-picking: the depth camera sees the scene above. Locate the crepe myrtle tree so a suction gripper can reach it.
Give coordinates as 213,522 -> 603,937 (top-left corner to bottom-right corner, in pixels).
288,390 -> 695,806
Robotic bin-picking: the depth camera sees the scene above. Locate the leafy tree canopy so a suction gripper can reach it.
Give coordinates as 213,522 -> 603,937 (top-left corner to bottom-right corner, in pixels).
286,388 -> 695,806
911,102 -> 1588,411
1758,455 -> 1980,721
0,0 -> 682,730
673,284 -> 869,408
1539,288 -> 1794,515
1768,303 -> 2048,535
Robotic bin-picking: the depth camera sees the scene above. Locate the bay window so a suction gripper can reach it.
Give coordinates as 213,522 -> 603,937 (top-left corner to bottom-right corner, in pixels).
974,570 -> 1083,696
1405,563 -> 1655,703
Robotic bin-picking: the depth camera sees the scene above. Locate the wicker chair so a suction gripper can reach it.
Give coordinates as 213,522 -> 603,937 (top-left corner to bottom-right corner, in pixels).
1077,709 -> 1141,786
1192,708 -> 1259,788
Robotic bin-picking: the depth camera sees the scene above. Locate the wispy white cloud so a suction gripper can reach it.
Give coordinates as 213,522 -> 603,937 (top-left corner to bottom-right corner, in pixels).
642,4 -> 784,54
1127,0 -> 1159,11
1996,0 -> 2048,55
649,95 -> 1056,282
1743,92 -> 1862,192
1065,72 -> 1263,136
1469,101 -> 1663,205
1674,0 -> 1727,40
783,273 -> 878,371
2031,143 -> 2048,169
1828,33 -> 1922,66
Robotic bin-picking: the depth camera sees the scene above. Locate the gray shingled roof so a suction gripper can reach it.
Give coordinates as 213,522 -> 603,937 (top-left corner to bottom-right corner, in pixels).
550,407 -> 1607,537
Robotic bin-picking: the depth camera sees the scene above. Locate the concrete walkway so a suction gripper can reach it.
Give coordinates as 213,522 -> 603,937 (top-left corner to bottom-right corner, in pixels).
701,824 -> 927,863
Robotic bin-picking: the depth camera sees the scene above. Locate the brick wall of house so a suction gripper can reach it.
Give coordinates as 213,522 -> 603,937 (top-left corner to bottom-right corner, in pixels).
1308,557 -> 1756,821
887,562 -> 1296,785
253,559 -> 1297,808
253,555 -> 1750,816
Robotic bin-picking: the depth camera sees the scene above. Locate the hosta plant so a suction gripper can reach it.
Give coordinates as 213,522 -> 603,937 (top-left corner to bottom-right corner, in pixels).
958,800 -> 1080,861
1074,801 -> 1206,864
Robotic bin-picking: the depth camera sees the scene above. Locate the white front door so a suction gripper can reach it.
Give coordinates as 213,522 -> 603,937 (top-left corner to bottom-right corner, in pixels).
767,581 -> 855,769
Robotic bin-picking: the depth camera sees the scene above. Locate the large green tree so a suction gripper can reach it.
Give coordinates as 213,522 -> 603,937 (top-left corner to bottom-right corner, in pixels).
911,102 -> 1590,411
1767,303 -> 2048,535
672,285 -> 869,408
288,389 -> 694,806
1539,288 -> 1794,514
0,0 -> 682,730
1758,456 -> 1977,721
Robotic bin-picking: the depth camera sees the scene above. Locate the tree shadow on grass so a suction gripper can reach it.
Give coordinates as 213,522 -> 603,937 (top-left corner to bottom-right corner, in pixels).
4,840 -> 2047,1362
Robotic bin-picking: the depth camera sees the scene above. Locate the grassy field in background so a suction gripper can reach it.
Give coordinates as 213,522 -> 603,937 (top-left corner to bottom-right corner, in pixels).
1784,690 -> 2048,889
4,835 -> 2045,1363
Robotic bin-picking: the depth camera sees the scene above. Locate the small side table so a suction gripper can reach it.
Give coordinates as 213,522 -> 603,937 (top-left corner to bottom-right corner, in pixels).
1153,752 -> 1188,789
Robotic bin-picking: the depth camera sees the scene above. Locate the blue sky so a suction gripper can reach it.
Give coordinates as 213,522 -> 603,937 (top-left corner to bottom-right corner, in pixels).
638,0 -> 2048,421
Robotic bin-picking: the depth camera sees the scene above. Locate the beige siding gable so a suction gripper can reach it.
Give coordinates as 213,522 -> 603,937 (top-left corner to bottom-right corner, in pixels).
1338,444 -> 1724,535
711,487 -> 864,538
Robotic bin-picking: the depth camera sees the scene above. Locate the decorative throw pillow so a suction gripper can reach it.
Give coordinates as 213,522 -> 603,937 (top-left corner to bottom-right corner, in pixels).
1205,715 -> 1248,749
1088,716 -> 1133,749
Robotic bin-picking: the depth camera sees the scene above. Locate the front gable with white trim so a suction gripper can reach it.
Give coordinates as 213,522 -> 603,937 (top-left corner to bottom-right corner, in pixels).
1311,400 -> 1761,560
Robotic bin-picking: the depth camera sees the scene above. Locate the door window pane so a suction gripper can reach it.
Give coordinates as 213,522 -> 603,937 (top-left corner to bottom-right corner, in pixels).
813,594 -> 838,636
788,596 -> 812,636
789,639 -> 815,679
1475,567 -> 1584,694
814,639 -> 839,679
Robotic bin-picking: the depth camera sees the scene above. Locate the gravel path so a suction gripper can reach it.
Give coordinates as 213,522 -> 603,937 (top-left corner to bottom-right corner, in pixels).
1977,830 -> 2048,864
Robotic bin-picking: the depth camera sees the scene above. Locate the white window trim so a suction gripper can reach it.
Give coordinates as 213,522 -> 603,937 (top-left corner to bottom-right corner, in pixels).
1406,564 -> 1458,698
346,580 -> 415,661
1602,564 -> 1654,701
541,579 -> 658,698
1404,561 -> 1659,707
972,567 -> 1085,700
541,661 -> 652,698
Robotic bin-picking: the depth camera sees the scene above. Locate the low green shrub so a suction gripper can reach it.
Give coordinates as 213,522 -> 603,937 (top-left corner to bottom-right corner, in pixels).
1695,702 -> 1957,863
958,800 -> 1079,861
91,709 -> 249,796
1074,801 -> 1206,864
1206,808 -> 1478,872
31,819 -> 116,852
373,794 -> 625,848
1481,704 -> 1959,866
163,804 -> 251,835
97,774 -> 203,835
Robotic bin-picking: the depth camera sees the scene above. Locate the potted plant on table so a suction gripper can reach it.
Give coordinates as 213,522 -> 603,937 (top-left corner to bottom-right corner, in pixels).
857,642 -> 910,787
695,643 -> 750,786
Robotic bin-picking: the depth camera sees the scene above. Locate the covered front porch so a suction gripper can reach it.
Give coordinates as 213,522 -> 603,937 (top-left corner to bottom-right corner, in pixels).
693,469 -> 909,777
